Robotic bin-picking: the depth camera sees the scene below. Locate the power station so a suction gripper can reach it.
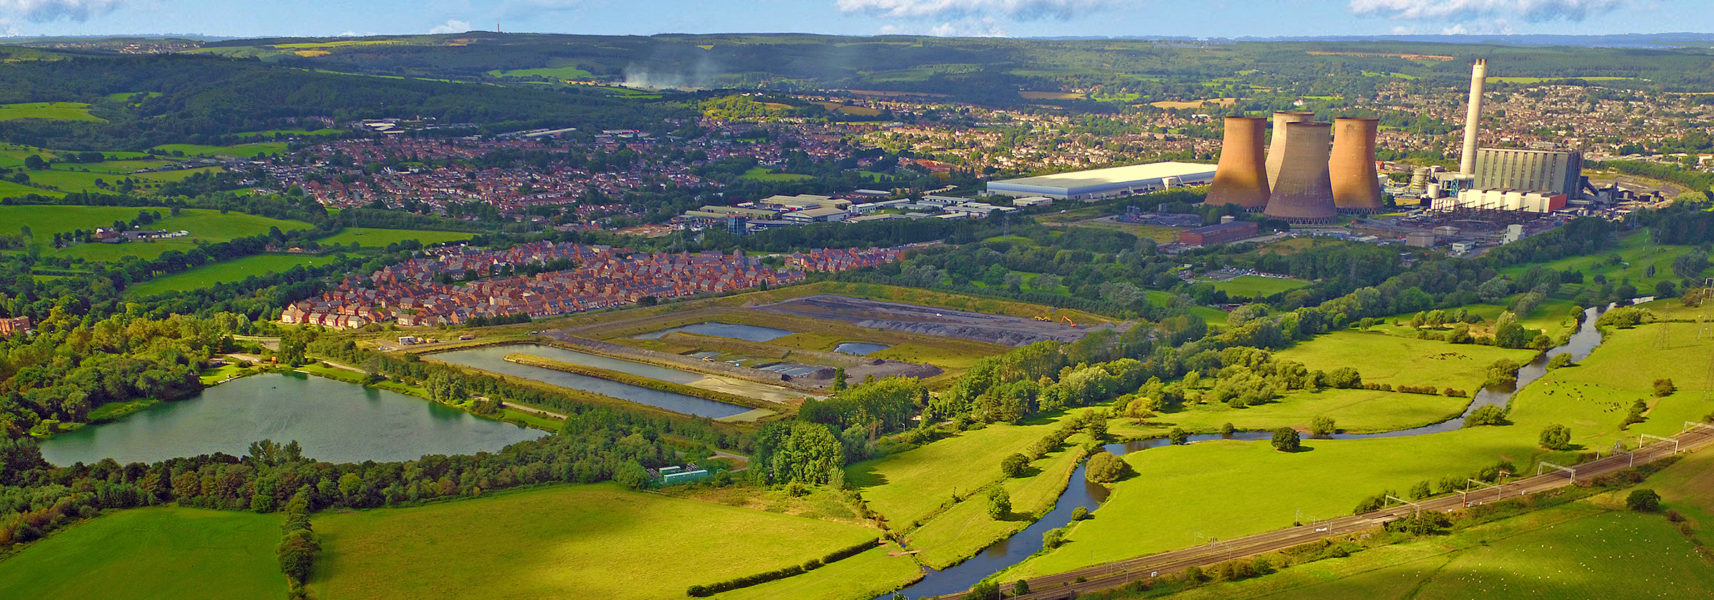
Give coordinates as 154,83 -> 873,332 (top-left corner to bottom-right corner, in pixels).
1204,116 -> 1270,211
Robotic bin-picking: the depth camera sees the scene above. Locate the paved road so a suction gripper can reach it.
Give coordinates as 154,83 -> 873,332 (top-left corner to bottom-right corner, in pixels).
932,425 -> 1714,600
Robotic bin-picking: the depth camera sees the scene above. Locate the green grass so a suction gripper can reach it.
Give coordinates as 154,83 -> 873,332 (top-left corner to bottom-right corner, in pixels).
741,166 -> 815,182
234,128 -> 344,138
1273,331 -> 1538,393
904,442 -> 1088,568
308,483 -> 888,600
1146,387 -> 1473,434
1152,503 -> 1714,600
711,545 -> 922,600
848,411 -> 1088,527
152,142 -> 288,158
0,101 -> 102,122
490,65 -> 596,80
1204,275 -> 1311,299
8,165 -> 225,196
125,253 -> 341,297
1499,230 -> 1705,297
1643,445 -> 1714,549
0,507 -> 286,600
316,227 -> 474,248
0,205 -> 312,261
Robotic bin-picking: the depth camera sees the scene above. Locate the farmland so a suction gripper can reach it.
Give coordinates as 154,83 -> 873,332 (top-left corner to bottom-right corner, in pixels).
152,142 -> 289,158
123,253 -> 342,297
316,227 -> 475,248
1273,331 -> 1538,392
0,205 -> 313,261
0,102 -> 103,122
306,483 -> 902,600
1204,275 -> 1311,299
0,507 -> 285,600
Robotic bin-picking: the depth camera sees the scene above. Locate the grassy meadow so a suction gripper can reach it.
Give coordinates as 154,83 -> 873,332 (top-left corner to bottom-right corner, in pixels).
0,205 -> 312,261
124,253 -> 342,297
0,101 -> 103,122
1273,331 -> 1538,393
316,227 -> 475,248
1205,275 -> 1311,299
0,507 -> 285,600
152,142 -> 288,158
307,483 -> 894,600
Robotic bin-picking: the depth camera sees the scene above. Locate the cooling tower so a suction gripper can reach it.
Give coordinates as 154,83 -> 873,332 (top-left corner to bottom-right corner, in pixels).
1263,121 -> 1337,224
1205,116 -> 1270,211
1265,112 -> 1315,191
1329,117 -> 1384,213
1460,59 -> 1488,175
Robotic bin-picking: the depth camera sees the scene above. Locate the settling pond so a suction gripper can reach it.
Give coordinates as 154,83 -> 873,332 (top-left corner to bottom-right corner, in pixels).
633,322 -> 794,342
40,373 -> 545,467
429,344 -> 751,419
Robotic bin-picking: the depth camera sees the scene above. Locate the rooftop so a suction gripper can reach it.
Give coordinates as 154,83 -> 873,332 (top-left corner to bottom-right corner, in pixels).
989,161 -> 1216,192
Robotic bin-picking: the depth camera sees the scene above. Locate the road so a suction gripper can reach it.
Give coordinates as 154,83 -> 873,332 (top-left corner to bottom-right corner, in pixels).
931,425 -> 1714,600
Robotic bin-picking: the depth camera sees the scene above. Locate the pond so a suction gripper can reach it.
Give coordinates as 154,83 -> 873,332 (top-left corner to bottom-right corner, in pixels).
40,373 -> 546,467
633,322 -> 795,342
834,342 -> 891,356
430,345 -> 751,419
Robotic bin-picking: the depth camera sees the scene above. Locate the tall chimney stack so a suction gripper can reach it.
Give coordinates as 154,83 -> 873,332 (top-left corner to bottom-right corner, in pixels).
1460,59 -> 1487,175
1206,116 -> 1270,211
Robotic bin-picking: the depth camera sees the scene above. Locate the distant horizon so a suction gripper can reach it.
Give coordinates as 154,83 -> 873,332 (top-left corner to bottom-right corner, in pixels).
2,0 -> 1712,42
4,30 -> 1711,45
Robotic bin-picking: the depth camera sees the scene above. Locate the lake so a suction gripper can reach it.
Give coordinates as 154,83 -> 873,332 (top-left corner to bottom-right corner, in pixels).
40,373 -> 546,466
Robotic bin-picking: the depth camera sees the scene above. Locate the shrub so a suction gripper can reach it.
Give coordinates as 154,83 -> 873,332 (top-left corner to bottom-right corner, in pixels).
1086,452 -> 1131,483
1071,506 -> 1089,521
1627,489 -> 1662,512
1547,354 -> 1574,369
1539,424 -> 1573,450
1220,422 -> 1235,435
1271,427 -> 1301,452
1310,416 -> 1336,436
1043,527 -> 1065,549
987,488 -> 1012,520
968,581 -> 1000,600
1654,378 -> 1676,397
1168,427 -> 1190,445
1464,405 -> 1508,427
1013,580 -> 1031,595
1000,453 -> 1029,478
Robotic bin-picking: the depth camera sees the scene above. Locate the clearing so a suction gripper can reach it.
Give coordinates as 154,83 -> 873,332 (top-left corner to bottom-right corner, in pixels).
0,101 -> 103,122
1273,331 -> 1537,393
0,507 -> 285,600
317,227 -> 475,248
124,253 -> 342,297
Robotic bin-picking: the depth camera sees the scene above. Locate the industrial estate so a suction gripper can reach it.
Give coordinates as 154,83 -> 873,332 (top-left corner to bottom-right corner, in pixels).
0,12 -> 1712,600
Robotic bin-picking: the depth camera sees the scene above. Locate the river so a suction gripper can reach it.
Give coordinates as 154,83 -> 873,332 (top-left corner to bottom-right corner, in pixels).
886,305 -> 1613,598
40,373 -> 546,466
429,344 -> 751,419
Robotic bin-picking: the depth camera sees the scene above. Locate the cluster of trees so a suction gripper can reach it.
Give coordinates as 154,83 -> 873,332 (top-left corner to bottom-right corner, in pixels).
277,490 -> 318,598
798,377 -> 926,460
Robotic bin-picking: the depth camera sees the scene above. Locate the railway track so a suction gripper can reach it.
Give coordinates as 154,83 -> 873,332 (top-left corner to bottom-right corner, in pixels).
930,425 -> 1714,600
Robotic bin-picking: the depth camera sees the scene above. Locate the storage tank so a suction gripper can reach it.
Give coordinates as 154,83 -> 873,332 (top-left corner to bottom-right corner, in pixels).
1329,118 -> 1384,213
1205,116 -> 1270,211
1263,121 -> 1338,223
1265,112 -> 1316,192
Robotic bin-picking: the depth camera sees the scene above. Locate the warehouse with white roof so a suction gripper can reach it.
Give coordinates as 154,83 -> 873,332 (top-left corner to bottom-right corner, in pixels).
986,162 -> 1216,201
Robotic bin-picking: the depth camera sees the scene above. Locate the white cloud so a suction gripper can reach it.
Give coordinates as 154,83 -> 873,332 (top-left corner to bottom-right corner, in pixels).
836,0 -> 1111,21
0,0 -> 127,22
1349,0 -> 1627,23
428,18 -> 472,34
0,17 -> 19,35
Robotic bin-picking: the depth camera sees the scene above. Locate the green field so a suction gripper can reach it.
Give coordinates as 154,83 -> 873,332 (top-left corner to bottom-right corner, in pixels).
152,142 -> 288,158
0,101 -> 103,122
491,65 -> 596,80
1204,275 -> 1311,299
1153,502 -> 1714,600
1500,231 -> 1706,297
125,253 -> 342,297
742,166 -> 815,182
0,507 -> 286,600
1143,387 -> 1472,434
235,128 -> 344,138
308,483 -> 901,600
1274,331 -> 1537,393
317,227 -> 475,248
0,205 -> 313,261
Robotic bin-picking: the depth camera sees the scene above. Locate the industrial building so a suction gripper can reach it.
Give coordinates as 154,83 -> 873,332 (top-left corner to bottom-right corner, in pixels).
1471,148 -> 1583,196
1434,189 -> 1569,213
986,162 -> 1216,201
1179,221 -> 1260,246
1263,121 -> 1338,224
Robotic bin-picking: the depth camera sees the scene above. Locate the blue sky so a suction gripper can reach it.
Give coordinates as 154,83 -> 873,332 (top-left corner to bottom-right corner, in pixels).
0,0 -> 1707,39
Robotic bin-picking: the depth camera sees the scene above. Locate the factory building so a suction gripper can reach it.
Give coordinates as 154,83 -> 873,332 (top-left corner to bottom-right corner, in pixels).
1179,221 -> 1259,247
1471,148 -> 1583,197
986,162 -> 1216,201
1435,189 -> 1568,213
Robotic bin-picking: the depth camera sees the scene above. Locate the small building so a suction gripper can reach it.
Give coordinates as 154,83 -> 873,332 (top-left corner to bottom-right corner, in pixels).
1405,231 -> 1437,248
1450,241 -> 1475,255
1178,221 -> 1259,247
0,316 -> 31,337
782,207 -> 849,223
656,466 -> 711,487
398,336 -> 419,345
1012,196 -> 1054,207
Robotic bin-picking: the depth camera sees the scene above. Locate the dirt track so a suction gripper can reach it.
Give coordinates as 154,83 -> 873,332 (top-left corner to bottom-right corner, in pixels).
760,295 -> 1113,347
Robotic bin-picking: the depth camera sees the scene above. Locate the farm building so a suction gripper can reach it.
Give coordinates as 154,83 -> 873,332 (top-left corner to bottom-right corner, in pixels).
986,162 -> 1216,201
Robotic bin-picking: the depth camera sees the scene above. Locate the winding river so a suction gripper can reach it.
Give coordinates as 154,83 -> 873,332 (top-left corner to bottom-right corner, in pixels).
886,305 -> 1613,598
